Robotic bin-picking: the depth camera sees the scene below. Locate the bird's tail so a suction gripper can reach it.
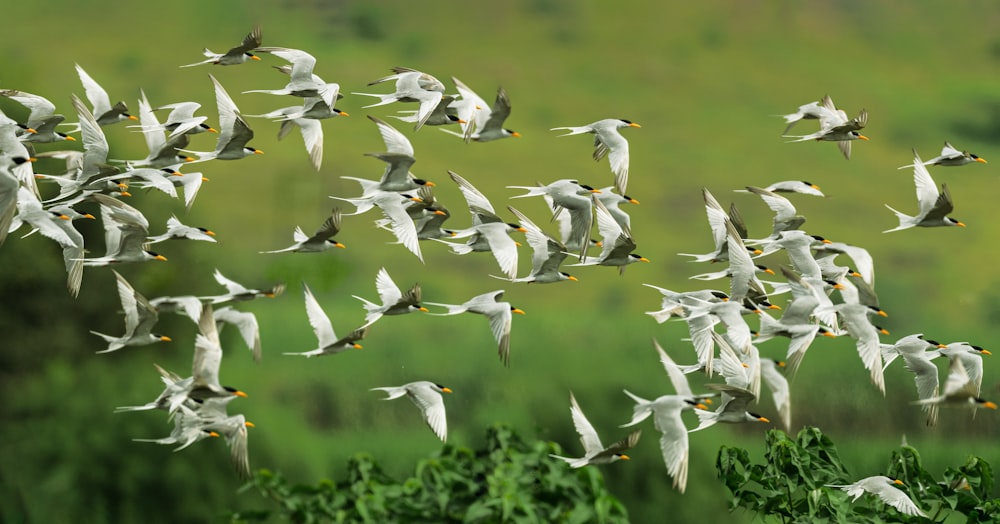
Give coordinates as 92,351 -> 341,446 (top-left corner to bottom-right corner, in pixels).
548,454 -> 587,468
352,92 -> 400,109
550,126 -> 593,137
370,386 -> 407,400
620,389 -> 653,427
882,205 -> 915,233
689,407 -> 718,432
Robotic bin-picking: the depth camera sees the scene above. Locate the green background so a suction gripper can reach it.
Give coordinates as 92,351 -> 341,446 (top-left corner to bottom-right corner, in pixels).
1,1 -> 998,522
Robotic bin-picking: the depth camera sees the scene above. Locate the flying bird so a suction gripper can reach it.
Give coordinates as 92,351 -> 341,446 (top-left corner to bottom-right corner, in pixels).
284,283 -> 368,357
885,150 -> 965,232
180,25 -> 263,67
783,95 -> 868,159
425,289 -> 524,367
550,392 -> 641,468
551,118 -> 640,194
370,381 -> 451,442
827,476 -> 926,518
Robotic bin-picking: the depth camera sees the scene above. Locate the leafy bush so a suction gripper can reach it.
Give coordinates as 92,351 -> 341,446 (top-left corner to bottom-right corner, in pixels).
717,427 -> 999,523
232,424 -> 628,523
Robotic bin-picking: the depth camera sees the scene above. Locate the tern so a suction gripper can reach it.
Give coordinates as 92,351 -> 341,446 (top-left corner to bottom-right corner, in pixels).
91,270 -> 171,353
352,267 -> 428,329
900,141 -> 987,168
284,283 -> 367,358
550,392 -> 640,468
370,381 -> 452,442
783,95 -> 868,159
74,64 -> 137,126
180,24 -> 263,67
354,67 -> 445,131
885,150 -> 965,232
827,476 -> 926,518
444,78 -> 519,142
183,75 -> 263,161
551,118 -> 640,194
425,289 -> 524,367
261,208 -> 344,253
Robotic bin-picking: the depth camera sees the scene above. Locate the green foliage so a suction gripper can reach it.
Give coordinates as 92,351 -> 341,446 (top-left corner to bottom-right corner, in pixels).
231,425 -> 628,524
717,427 -> 1000,523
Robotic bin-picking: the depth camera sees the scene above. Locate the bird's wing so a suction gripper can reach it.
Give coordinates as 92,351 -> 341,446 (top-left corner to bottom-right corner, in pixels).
480,86 -> 512,134
654,340 -> 693,397
410,386 -> 447,442
214,306 -> 262,363
652,403 -> 691,493
75,64 -> 112,117
368,115 -> 414,156
910,151 -> 941,218
373,267 -> 403,305
568,392 -> 604,455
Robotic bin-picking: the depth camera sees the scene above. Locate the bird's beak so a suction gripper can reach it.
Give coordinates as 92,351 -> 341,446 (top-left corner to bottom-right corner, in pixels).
119,191 -> 132,197
183,156 -> 195,162
334,242 -> 346,249
893,479 -> 905,486
956,221 -> 966,227
205,230 -> 216,236
425,181 -> 436,187
777,361 -> 786,368
618,454 -> 630,461
337,110 -> 350,117
117,182 -> 129,190
515,226 -> 528,233
629,123 -> 641,128
703,398 -> 713,405
159,336 -> 172,342
353,343 -> 362,350
207,127 -> 218,133
629,198 -> 640,205
512,308 -> 526,315
810,184 -> 821,190
441,387 -> 453,394
457,118 -> 467,124
245,421 -> 255,427
28,157 -> 37,162
878,327 -> 890,335
849,271 -> 862,278
409,196 -> 424,202
763,268 -> 775,275
64,136 -> 77,141
250,55 -> 262,61
767,304 -> 782,310
127,115 -> 139,121
590,188 -> 602,194
638,257 -> 650,263
984,401 -> 998,410
83,213 -> 95,220
202,176 -> 210,182
695,403 -> 708,410
821,238 -> 832,244
25,127 -> 38,134
877,310 -> 888,318
57,214 -> 71,221
253,149 -> 264,155
208,431 -> 220,438
936,343 -> 948,349
758,416 -> 770,423
857,134 -> 869,141
511,131 -> 522,138
976,157 -> 988,164
832,283 -> 846,290
169,170 -> 183,176
822,331 -> 837,338
234,390 -> 249,398
751,248 -> 763,255
154,254 -> 168,261
433,210 -> 447,216
981,349 -> 992,356
418,306 -> 429,312
567,275 -> 578,282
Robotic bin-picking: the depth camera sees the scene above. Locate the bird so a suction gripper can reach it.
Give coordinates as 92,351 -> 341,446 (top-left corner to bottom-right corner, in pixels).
819,303 -> 889,394
881,334 -> 946,426
913,355 -> 998,413
778,100 -> 826,134
261,208 -> 344,253
370,381 -> 451,442
128,91 -> 196,168
353,67 -> 446,131
567,197 -> 648,275
82,194 -> 167,266
243,47 -> 336,99
439,170 -> 525,279
444,78 -> 520,142
826,476 -> 926,518
755,268 -> 837,376
341,116 -> 434,195
284,283 -> 367,358
759,359 -> 791,431
551,118 -> 640,194
425,289 -> 524,367
147,215 -> 217,243
74,64 -> 137,126
507,179 -> 598,257
250,94 -> 346,171
214,306 -> 263,363
388,95 -> 463,127
885,150 -> 965,232
736,180 -> 825,197
503,206 -> 577,284
744,186 -> 807,240
183,304 -> 249,406
332,190 -> 424,262
201,269 -> 285,305
0,89 -> 75,143
935,342 -> 990,400
183,75 -> 263,161
352,267 -> 428,329
549,392 -> 641,468
197,402 -> 254,480
595,187 -> 640,231
900,141 -> 987,168
180,24 -> 263,67
690,335 -> 770,431
91,270 -> 171,353
679,188 -> 761,263
783,95 -> 868,159
146,101 -> 217,138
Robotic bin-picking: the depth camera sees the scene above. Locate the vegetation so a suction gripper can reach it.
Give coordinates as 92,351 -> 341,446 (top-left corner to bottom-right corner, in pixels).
0,2 -> 998,523
718,427 -> 999,523
232,425 -> 628,524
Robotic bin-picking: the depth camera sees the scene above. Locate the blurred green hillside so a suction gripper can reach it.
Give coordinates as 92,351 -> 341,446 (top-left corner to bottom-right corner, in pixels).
2,1 -> 999,522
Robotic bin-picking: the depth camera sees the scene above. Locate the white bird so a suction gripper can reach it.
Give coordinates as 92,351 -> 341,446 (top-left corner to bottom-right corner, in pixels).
819,303 -> 889,394
679,188 -> 761,263
783,95 -> 868,159
201,269 -> 285,306
812,241 -> 875,287
885,150 -> 965,232
504,206 -> 577,284
148,101 -> 217,138
913,356 -> 998,413
444,78 -> 520,142
827,476 -> 926,518
352,267 -> 428,329
690,334 -> 769,432
936,342 -> 990,400
180,24 -> 263,67
183,75 -> 263,161
370,381 -> 451,442
736,180 -> 825,197
507,179 -> 598,257
74,64 -> 137,126
778,100 -> 826,134
184,304 -> 249,405
759,359 -> 791,431
341,116 -> 434,194
551,118 -> 640,194
91,270 -> 171,353
567,197 -> 648,274
284,283 -> 367,358
354,67 -> 445,131
129,90 -> 196,168
550,392 -> 641,468
595,187 -> 640,231
425,289 -> 524,367
83,194 -> 167,266
261,208 -> 344,254
900,141 -> 987,168
332,190 -> 424,262
0,89 -> 75,143
214,306 -> 263,363
439,171 -> 525,278
147,215 -> 217,243
244,47 -> 335,99
744,186 -> 806,240
882,334 -> 946,426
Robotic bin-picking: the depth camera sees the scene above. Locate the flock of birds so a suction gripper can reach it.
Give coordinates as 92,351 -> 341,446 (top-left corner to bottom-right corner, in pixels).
1,24 -> 994,515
